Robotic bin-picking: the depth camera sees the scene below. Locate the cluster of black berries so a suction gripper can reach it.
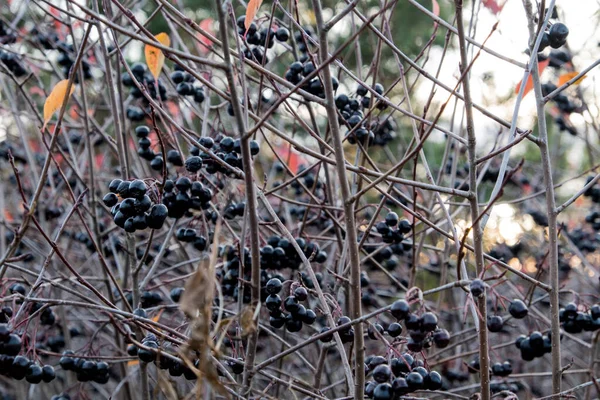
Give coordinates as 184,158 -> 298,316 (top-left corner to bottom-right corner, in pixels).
515,331 -> 554,361
0,353 -> 55,384
364,353 -> 443,400
567,228 -> 598,254
539,22 -> 569,51
161,177 -> 211,219
176,227 -> 208,251
33,30 -> 92,81
334,83 -> 393,146
362,243 -> 399,273
104,178 -> 168,232
375,212 -> 411,244
0,21 -> 17,44
129,334 -> 198,379
223,202 -> 246,220
265,278 -> 317,333
491,361 -> 513,377
140,291 -> 164,309
170,64 -> 205,104
121,63 -> 167,121
318,316 -> 355,343
559,302 -> 600,333
287,168 -> 325,194
0,50 -> 27,77
541,82 -> 578,115
134,125 -> 160,166
389,299 -> 451,351
59,351 -> 109,383
235,17 -> 290,65
284,59 -> 338,99
196,135 -> 260,175
261,236 -> 328,270
584,175 -> 600,205
0,325 -> 21,356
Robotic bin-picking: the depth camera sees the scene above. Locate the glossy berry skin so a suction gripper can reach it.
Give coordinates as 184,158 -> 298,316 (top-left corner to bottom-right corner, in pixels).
103,193 -> 118,207
373,383 -> 393,400
166,149 -> 183,166
487,315 -> 503,332
433,328 -> 450,348
508,299 -> 529,319
265,278 -> 282,295
391,354 -> 413,376
420,312 -> 438,332
392,377 -> 409,395
275,27 -> 289,42
425,371 -> 442,390
41,365 -> 56,382
387,322 -> 402,338
470,279 -> 485,297
170,287 -> 184,302
25,364 -> 43,384
372,363 -> 392,383
390,299 -> 410,320
319,327 -> 334,342
406,371 -> 424,390
385,212 -> 399,226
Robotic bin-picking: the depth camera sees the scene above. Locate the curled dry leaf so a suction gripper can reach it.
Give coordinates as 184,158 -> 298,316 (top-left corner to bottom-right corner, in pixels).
179,229 -> 226,395
43,79 -> 75,128
145,32 -> 170,80
239,305 -> 257,336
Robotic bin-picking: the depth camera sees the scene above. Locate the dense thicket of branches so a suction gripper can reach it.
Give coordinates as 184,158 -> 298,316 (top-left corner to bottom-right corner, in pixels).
0,0 -> 599,399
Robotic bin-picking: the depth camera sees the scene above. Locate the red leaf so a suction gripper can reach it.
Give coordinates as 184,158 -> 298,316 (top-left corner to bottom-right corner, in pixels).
515,59 -> 550,97
482,0 -> 507,15
432,0 -> 440,27
197,19 -> 214,55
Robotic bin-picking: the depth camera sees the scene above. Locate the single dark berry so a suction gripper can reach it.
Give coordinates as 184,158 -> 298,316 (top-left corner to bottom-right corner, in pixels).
470,279 -> 485,297
487,315 -> 504,332
425,371 -> 442,390
433,328 -> 450,348
387,322 -> 403,338
372,363 -> 392,383
508,299 -> 529,319
166,149 -> 183,166
266,278 -> 282,295
103,193 -> 118,207
406,371 -> 424,390
390,299 -> 410,320
170,287 -> 184,302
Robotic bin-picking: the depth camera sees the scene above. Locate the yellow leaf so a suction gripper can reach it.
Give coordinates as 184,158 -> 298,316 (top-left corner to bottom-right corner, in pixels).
144,33 -> 170,80
558,71 -> 586,87
43,79 -> 75,128
245,0 -> 263,31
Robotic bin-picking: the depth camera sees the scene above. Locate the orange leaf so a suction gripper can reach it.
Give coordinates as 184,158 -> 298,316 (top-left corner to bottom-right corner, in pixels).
43,79 -> 75,129
245,0 -> 263,31
514,59 -> 549,96
558,71 -> 586,87
144,33 -> 170,80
